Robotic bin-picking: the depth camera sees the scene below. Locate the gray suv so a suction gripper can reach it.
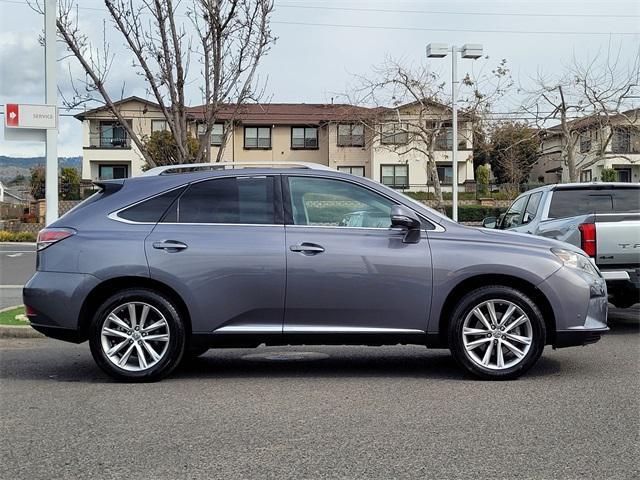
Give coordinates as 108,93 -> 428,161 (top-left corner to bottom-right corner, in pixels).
24,163 -> 608,381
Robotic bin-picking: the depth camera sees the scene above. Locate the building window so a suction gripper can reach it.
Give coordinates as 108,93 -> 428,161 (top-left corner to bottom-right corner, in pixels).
337,124 -> 364,147
291,127 -> 318,149
380,123 -> 409,145
433,122 -> 467,150
580,170 -> 592,182
615,168 -> 632,182
99,164 -> 129,180
197,123 -> 225,146
99,122 -> 129,148
151,120 -> 168,132
612,127 -> 640,154
244,126 -> 271,149
380,164 -> 408,189
579,132 -> 591,153
436,165 -> 454,184
337,166 -> 365,176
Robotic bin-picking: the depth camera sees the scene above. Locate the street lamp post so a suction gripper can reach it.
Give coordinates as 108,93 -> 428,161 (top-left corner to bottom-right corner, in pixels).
426,43 -> 483,222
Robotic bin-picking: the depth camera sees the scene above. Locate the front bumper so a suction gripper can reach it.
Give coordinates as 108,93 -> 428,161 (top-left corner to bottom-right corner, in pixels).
23,271 -> 101,343
537,266 -> 609,348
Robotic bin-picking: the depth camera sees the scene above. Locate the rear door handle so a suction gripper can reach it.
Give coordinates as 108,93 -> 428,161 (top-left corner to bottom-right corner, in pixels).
289,243 -> 325,255
153,241 -> 188,251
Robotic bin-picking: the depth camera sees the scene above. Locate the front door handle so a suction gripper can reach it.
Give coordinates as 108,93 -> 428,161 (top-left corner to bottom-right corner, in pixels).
289,243 -> 325,255
153,240 -> 188,251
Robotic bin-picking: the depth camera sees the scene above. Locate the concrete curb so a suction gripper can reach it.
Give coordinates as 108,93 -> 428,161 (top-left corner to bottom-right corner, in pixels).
0,324 -> 44,338
0,305 -> 44,338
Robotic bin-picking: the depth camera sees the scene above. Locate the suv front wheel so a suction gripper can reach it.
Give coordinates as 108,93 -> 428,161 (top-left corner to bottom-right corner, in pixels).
89,289 -> 186,382
448,285 -> 546,380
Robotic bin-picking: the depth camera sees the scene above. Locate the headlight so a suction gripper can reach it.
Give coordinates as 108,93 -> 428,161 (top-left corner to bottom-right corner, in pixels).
551,248 -> 600,277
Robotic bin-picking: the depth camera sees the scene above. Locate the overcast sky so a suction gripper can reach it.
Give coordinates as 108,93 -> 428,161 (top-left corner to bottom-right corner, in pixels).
0,0 -> 638,157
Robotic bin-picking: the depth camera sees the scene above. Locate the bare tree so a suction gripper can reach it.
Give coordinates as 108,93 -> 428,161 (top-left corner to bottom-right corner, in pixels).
524,48 -> 639,182
347,57 -> 511,211
31,0 -> 275,167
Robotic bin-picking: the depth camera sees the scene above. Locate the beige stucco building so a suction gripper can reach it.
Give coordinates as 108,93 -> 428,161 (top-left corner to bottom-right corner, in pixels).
76,97 -> 476,191
532,109 -> 640,184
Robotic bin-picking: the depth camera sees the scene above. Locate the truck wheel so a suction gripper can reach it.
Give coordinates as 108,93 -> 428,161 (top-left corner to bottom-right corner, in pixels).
448,285 -> 546,380
89,289 -> 186,382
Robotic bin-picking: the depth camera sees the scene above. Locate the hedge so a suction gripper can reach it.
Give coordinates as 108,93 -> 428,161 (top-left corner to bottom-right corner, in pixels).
0,231 -> 37,242
444,205 -> 505,222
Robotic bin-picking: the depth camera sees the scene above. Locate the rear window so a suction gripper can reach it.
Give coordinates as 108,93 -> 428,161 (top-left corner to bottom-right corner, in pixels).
548,188 -> 640,219
164,176 -> 276,224
118,187 -> 185,222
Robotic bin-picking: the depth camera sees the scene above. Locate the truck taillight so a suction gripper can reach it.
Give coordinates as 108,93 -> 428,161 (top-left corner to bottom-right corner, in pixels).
578,222 -> 597,257
36,228 -> 76,251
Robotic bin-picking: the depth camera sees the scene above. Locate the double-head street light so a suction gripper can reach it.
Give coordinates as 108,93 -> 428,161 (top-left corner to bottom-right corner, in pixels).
426,43 -> 483,222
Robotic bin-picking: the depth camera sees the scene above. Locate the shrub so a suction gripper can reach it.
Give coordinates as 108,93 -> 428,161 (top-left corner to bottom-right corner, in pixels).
475,164 -> 490,195
600,168 -> 617,182
444,205 -> 505,222
0,231 -> 37,242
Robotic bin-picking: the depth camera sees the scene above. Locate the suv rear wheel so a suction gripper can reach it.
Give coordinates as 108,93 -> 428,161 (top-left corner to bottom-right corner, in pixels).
89,289 -> 186,382
448,285 -> 546,380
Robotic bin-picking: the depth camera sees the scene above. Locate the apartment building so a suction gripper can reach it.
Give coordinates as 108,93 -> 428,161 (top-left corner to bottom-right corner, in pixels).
76,96 -> 475,191
532,109 -> 640,183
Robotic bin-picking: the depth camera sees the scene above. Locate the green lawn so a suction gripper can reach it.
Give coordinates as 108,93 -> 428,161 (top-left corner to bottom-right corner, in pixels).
0,307 -> 27,326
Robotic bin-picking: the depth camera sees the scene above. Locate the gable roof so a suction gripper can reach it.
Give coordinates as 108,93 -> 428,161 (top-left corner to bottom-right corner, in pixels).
74,96 -> 161,120
544,107 -> 640,137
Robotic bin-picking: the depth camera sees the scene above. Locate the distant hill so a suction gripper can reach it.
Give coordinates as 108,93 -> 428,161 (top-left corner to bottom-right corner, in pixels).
0,156 -> 82,181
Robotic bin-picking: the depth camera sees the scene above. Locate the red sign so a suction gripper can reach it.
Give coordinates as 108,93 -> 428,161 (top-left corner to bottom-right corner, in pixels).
6,104 -> 19,127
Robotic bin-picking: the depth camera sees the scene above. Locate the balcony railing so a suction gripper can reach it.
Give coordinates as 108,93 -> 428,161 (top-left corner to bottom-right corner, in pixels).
87,133 -> 131,149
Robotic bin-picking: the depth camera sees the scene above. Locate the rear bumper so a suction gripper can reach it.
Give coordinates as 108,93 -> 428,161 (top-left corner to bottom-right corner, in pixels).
601,267 -> 640,298
23,271 -> 101,342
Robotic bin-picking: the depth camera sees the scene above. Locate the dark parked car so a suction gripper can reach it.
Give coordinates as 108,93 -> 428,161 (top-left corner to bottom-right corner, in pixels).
24,162 -> 608,381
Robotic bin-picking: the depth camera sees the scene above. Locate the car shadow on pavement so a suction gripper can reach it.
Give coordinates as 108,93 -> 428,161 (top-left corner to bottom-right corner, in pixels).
0,346 -> 564,383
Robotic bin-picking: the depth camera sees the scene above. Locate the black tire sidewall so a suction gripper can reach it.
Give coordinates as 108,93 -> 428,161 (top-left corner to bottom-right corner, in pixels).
448,285 -> 546,380
89,288 -> 186,382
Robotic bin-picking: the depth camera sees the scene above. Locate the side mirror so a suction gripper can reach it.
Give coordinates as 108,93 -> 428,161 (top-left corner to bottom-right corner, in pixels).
391,205 -> 421,243
482,216 -> 497,229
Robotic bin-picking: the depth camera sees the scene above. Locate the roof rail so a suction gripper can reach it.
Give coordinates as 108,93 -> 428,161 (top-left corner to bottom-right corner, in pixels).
139,161 -> 335,176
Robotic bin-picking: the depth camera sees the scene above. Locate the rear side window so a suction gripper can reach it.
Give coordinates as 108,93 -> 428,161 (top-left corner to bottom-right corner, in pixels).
548,188 -> 639,218
165,176 -> 276,224
118,188 -> 185,222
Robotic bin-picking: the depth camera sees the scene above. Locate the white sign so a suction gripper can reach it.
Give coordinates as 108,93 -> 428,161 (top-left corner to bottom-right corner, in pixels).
4,103 -> 58,130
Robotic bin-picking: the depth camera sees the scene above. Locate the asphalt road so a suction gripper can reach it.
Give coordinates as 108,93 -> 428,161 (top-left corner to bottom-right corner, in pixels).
0,242 -> 36,309
1,308 -> 638,480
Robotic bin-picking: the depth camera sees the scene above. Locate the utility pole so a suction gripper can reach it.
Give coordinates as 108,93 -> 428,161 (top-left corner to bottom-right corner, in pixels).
45,0 -> 58,225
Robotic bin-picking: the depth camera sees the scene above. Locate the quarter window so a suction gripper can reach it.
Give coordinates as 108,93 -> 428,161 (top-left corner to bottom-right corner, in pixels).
119,188 -> 185,223
337,124 -> 364,147
165,177 -> 276,224
244,127 -> 272,149
291,127 -> 318,149
288,177 -> 393,228
381,164 -> 409,189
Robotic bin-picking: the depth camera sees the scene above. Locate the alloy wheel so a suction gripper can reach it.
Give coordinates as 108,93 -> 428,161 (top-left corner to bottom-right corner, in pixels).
100,302 -> 170,372
461,299 -> 533,370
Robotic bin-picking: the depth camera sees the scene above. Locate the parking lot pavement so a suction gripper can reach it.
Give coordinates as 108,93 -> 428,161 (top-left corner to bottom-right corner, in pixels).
0,243 -> 36,309
0,308 -> 638,480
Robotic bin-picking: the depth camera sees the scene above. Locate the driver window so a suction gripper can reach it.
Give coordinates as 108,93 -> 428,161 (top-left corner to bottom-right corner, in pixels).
501,195 -> 528,229
522,192 -> 542,224
288,177 -> 393,228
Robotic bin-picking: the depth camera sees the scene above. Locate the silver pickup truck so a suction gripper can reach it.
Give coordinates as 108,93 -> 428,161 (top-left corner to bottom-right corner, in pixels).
483,183 -> 640,308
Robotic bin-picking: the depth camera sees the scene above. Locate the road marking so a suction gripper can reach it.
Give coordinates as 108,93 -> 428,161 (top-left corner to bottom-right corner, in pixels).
0,285 -> 24,289
7,253 -> 24,258
1,251 -> 36,254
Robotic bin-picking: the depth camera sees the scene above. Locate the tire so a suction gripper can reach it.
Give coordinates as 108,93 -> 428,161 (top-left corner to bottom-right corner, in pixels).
89,288 -> 186,382
448,285 -> 546,380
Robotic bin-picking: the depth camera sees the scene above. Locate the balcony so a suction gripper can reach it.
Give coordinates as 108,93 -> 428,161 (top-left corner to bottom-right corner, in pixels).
86,133 -> 131,149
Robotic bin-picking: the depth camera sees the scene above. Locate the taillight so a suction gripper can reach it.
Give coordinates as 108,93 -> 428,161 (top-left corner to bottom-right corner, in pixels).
36,228 -> 76,251
578,222 -> 596,257
25,305 -> 37,316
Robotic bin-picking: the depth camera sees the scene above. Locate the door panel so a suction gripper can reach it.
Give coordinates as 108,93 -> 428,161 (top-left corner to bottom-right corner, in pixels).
146,224 -> 285,333
284,226 -> 431,332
